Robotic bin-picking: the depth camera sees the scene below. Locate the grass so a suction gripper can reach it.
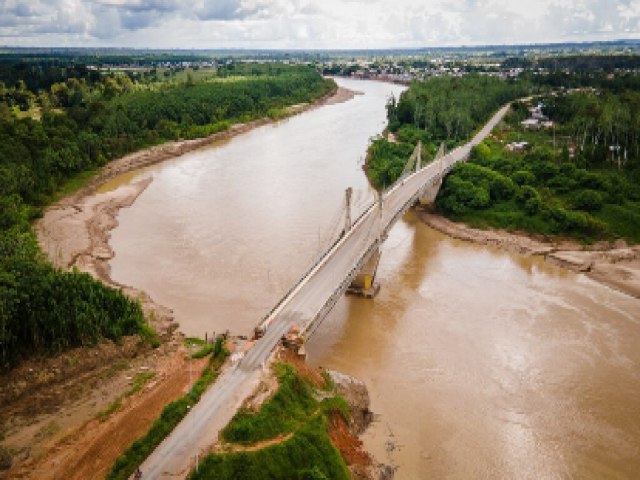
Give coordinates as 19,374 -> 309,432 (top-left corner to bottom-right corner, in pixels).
139,324 -> 161,349
34,421 -> 61,441
107,339 -> 228,480
48,168 -> 100,203
321,370 -> 335,391
594,202 -> 640,243
13,105 -> 42,121
185,337 -> 222,359
190,415 -> 350,480
189,363 -> 351,480
182,119 -> 232,140
160,67 -> 219,84
97,398 -> 123,422
126,372 -> 156,397
95,370 -> 156,422
101,360 -> 130,380
221,363 -> 318,445
66,354 -> 80,368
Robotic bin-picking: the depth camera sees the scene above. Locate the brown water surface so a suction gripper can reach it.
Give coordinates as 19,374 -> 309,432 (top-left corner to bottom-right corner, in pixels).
108,78 -> 640,478
307,213 -> 640,479
110,78 -> 402,337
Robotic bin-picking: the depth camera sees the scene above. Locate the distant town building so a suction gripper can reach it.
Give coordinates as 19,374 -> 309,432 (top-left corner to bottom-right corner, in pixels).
506,141 -> 529,152
521,118 -> 541,129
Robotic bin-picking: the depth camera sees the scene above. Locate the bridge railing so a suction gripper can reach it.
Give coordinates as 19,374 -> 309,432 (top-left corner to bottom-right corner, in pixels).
302,237 -> 382,338
256,199 -> 377,334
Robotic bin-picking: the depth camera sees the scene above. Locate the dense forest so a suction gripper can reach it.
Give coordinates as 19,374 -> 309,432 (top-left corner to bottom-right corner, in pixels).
367,75 -> 530,188
0,59 -> 335,371
368,67 -> 640,243
437,89 -> 640,242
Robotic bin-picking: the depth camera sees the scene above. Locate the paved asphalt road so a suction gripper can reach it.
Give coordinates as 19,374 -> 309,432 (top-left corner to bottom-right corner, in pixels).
138,103 -> 512,479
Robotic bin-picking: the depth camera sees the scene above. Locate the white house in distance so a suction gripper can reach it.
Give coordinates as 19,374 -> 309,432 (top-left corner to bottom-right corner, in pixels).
521,118 -> 541,129
506,141 -> 529,152
521,102 -> 554,130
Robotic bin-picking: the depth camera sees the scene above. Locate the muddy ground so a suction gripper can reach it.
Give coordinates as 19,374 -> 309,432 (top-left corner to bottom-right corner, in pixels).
3,341 -> 208,480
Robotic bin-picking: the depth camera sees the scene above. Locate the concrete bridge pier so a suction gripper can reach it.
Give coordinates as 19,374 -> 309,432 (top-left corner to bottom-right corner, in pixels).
418,143 -> 449,206
418,174 -> 443,205
346,247 -> 381,298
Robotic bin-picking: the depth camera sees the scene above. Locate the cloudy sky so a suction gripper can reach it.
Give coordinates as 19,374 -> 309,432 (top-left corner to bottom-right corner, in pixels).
1,0 -> 639,49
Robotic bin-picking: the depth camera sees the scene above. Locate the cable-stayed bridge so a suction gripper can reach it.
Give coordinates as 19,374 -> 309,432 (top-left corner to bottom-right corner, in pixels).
140,103 -> 511,479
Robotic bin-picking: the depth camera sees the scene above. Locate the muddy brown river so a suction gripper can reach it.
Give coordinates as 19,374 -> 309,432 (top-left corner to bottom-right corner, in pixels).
107,78 -> 640,478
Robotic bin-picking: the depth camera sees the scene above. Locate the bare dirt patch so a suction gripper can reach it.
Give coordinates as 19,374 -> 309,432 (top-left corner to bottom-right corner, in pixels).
277,349 -> 324,388
3,343 -> 207,480
328,412 -> 371,467
322,86 -> 359,106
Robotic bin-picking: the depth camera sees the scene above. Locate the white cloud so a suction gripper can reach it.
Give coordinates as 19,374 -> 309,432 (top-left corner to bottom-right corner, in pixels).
0,0 -> 638,48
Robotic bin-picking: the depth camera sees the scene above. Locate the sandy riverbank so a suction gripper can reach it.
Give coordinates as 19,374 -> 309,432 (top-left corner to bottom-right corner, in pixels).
418,210 -> 640,299
36,177 -> 178,334
35,85 -> 357,336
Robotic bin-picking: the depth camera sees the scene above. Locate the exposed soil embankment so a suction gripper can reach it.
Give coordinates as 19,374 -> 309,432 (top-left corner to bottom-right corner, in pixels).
4,341 -> 207,480
418,210 -> 640,299
326,370 -> 394,480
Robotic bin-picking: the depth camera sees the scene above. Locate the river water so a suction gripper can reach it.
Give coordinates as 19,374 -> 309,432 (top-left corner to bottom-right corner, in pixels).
108,78 -> 397,337
108,78 -> 640,478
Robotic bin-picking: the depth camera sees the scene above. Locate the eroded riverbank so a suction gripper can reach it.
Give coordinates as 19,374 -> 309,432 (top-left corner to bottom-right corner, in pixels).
418,210 -> 640,299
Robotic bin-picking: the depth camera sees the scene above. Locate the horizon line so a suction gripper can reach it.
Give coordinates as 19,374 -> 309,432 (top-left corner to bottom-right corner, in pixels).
1,38 -> 639,54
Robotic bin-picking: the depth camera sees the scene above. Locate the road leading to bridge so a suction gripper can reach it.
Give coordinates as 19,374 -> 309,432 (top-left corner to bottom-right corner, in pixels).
139,102 -> 512,479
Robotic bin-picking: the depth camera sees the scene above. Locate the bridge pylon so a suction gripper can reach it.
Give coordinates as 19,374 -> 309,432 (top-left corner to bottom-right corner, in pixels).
418,142 -> 446,206
346,247 -> 381,298
344,187 -> 353,233
400,141 -> 423,178
346,190 -> 383,299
